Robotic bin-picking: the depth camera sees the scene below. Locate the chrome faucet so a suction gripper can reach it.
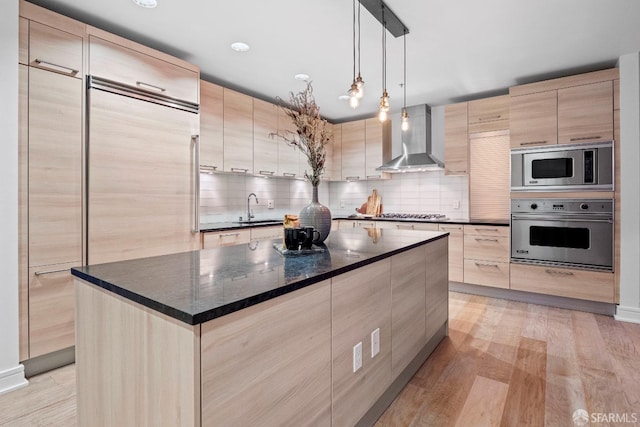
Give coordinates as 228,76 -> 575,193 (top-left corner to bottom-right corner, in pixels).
247,193 -> 259,221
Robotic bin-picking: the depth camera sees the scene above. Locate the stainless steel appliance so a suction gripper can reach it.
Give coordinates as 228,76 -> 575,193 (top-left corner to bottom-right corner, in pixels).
511,141 -> 613,191
511,199 -> 613,270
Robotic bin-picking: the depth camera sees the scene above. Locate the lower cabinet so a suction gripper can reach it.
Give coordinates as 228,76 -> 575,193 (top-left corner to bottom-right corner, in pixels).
463,225 -> 510,289
201,229 -> 251,249
510,263 -> 614,303
439,224 -> 463,282
28,263 -> 77,358
378,221 -> 439,231
249,225 -> 281,241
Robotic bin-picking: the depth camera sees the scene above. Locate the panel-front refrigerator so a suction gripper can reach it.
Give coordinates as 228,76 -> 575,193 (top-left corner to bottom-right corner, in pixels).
87,76 -> 200,264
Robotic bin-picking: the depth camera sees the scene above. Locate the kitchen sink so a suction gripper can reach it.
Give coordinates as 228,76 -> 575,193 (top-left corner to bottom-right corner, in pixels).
233,219 -> 282,225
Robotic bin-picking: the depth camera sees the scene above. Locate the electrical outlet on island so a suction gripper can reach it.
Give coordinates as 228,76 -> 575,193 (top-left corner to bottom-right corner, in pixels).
353,342 -> 363,372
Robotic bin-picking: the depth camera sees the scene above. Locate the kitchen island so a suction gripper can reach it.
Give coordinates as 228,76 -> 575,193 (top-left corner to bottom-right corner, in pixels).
72,228 -> 449,426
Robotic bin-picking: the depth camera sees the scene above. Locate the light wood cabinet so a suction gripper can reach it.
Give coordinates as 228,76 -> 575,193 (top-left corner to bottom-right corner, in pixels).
18,65 -> 29,361
439,224 -> 463,282
391,246 -> 426,378
444,102 -> 468,175
468,95 -> 509,133
223,88 -> 254,174
250,225 -> 282,241
199,80 -> 224,171
425,237 -> 448,340
463,225 -> 510,289
253,98 -> 279,176
201,281 -> 332,426
19,17 -> 28,65
277,108 -> 300,178
331,124 -> 343,180
365,118 -> 390,179
88,33 -> 199,104
323,123 -> 334,181
341,120 -> 366,180
510,90 -> 558,148
28,264 -> 76,358
557,81 -> 613,144
28,68 -> 83,267
332,259 -> 392,427
202,229 -> 251,249
510,263 -> 614,303
377,221 -> 440,231
469,130 -> 510,221
29,21 -> 82,78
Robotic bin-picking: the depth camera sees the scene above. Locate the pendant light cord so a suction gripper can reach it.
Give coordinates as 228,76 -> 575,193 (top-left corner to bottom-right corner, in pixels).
357,1 -> 361,76
381,7 -> 386,92
403,30 -> 407,109
352,0 -> 356,81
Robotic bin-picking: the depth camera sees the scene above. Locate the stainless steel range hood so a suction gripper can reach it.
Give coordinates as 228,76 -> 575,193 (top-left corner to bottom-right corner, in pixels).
376,104 -> 444,172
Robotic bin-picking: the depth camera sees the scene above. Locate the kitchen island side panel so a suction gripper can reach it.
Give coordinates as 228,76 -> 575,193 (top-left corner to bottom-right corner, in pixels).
75,281 -> 201,427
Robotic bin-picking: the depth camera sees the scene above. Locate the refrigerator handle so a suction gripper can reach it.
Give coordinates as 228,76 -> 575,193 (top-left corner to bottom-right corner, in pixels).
192,135 -> 200,234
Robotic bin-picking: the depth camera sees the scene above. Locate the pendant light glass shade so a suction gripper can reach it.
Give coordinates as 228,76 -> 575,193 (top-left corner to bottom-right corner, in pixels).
355,73 -> 364,98
401,109 -> 409,131
349,81 -> 360,108
378,89 -> 390,122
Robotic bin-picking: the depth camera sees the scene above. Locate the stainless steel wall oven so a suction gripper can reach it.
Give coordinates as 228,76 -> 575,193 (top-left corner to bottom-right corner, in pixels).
510,199 -> 613,271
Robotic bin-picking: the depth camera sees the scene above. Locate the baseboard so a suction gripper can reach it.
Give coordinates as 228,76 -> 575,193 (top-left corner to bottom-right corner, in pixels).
449,282 -> 617,316
0,364 -> 28,395
23,346 -> 75,378
356,322 -> 447,427
615,305 -> 640,324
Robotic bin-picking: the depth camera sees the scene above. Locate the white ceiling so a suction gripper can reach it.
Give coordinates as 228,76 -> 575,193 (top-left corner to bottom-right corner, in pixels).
28,0 -> 640,122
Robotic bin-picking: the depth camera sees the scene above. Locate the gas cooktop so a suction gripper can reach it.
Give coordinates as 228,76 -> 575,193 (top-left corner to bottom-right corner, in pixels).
378,213 -> 448,221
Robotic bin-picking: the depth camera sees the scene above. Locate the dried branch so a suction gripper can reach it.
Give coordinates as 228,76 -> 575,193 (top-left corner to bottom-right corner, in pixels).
270,82 -> 331,187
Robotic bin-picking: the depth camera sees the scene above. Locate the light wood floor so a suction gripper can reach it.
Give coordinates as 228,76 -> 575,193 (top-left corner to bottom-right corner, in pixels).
2,291 -> 640,426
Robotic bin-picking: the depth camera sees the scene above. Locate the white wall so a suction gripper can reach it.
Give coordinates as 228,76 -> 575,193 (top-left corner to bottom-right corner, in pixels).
0,0 -> 28,394
616,52 -> 640,323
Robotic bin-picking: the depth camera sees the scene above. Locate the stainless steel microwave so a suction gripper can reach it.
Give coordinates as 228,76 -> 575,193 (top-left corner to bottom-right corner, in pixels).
511,141 -> 613,191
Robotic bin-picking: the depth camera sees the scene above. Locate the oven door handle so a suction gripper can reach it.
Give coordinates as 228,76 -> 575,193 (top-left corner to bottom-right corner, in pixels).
511,214 -> 612,223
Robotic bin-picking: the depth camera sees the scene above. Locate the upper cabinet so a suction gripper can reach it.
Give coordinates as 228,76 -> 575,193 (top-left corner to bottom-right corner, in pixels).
199,80 -> 224,171
19,17 -> 29,65
29,21 -> 83,78
88,27 -> 199,104
323,123 -> 334,181
277,108 -> 301,178
341,120 -> 366,180
253,98 -> 279,176
467,95 -> 509,133
331,124 -> 343,181
223,88 -> 254,174
364,118 -> 390,180
444,102 -> 468,175
510,68 -> 617,148
557,81 -> 613,144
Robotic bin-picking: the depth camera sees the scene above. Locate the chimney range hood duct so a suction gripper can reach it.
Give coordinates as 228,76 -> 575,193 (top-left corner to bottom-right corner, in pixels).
376,104 -> 444,172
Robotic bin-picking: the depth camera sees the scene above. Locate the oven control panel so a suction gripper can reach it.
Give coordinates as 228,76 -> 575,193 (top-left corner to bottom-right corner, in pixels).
511,199 -> 613,214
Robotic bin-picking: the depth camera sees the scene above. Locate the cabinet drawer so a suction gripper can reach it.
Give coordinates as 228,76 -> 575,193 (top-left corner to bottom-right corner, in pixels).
89,36 -> 198,104
510,263 -> 614,303
29,21 -> 83,78
463,225 -> 510,238
439,224 -> 463,283
202,230 -> 251,249
29,263 -> 77,358
464,235 -> 509,262
250,226 -> 282,240
463,260 -> 509,289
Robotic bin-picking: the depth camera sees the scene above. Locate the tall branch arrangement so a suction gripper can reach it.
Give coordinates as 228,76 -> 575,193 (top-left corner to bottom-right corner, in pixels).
271,82 -> 331,187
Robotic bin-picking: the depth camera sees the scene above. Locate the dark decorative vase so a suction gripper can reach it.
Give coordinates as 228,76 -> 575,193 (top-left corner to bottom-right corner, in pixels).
299,185 -> 332,244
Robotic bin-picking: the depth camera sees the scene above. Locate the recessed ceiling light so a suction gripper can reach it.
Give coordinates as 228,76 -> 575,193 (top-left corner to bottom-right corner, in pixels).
131,0 -> 157,8
230,42 -> 250,52
294,73 -> 310,81
338,95 -> 350,101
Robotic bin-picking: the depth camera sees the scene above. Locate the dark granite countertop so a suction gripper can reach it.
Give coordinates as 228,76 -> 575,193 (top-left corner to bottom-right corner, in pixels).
72,228 -> 448,326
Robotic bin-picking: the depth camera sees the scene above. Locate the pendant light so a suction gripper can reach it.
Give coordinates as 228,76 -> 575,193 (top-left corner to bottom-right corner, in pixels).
401,30 -> 409,131
354,0 -> 365,99
378,7 -> 390,122
348,0 -> 360,109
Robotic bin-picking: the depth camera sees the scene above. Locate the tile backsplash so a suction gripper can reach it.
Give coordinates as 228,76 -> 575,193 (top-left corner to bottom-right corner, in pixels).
200,171 -> 468,223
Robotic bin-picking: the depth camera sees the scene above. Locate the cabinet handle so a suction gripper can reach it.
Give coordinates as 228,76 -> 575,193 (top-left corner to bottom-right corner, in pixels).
478,115 -> 501,121
474,262 -> 499,268
33,59 -> 78,76
192,135 -> 200,233
396,224 -> 415,230
259,170 -> 275,176
474,238 -> 499,242
199,164 -> 218,173
231,274 -> 249,281
136,81 -> 166,93
366,175 -> 381,179
283,172 -> 296,177
447,170 -> 467,174
475,228 -> 498,232
520,141 -> 548,146
570,136 -> 601,142
346,176 -> 361,181
34,268 -> 69,276
231,168 -> 248,173
440,226 -> 462,231
219,232 -> 240,238
545,269 -> 574,276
